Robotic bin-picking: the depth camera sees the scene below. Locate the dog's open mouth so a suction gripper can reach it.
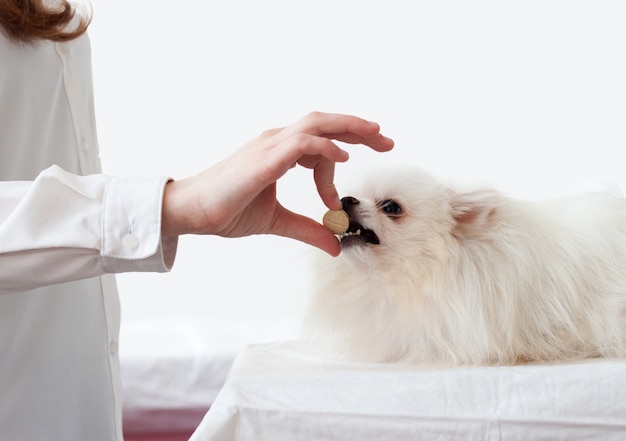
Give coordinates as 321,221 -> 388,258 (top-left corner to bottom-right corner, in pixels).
340,219 -> 380,247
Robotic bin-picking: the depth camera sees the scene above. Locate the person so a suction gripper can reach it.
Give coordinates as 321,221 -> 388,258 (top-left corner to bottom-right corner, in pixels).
0,1 -> 394,440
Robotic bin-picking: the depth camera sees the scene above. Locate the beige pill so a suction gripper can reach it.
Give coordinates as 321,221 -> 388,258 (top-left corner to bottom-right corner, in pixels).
323,209 -> 350,234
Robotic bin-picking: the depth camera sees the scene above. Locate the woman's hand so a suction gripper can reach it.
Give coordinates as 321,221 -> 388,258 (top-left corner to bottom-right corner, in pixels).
161,112 -> 394,256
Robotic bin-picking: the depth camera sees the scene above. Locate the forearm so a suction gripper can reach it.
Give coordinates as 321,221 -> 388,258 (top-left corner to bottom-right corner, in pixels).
0,165 -> 178,294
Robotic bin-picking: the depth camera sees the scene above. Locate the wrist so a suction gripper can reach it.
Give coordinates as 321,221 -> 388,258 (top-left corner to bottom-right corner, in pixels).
161,179 -> 184,239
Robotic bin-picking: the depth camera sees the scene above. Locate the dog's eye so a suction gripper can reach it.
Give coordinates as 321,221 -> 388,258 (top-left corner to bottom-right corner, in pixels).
379,199 -> 402,217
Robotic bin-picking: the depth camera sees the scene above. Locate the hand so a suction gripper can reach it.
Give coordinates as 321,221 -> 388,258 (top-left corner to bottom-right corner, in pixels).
161,111 -> 394,256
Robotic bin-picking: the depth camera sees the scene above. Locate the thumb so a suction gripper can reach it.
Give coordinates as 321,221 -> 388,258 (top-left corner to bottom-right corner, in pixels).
270,205 -> 341,256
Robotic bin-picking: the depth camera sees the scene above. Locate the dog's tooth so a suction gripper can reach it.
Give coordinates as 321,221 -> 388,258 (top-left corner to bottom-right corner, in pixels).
356,229 -> 361,235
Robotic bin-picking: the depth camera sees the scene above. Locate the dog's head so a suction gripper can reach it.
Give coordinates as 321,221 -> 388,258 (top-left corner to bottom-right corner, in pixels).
335,167 -> 503,271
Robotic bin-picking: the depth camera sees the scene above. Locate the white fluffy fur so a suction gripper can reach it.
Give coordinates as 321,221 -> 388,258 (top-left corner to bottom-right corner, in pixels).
303,167 -> 626,366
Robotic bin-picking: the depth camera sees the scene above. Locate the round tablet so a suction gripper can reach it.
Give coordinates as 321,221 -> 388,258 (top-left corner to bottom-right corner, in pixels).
323,210 -> 350,234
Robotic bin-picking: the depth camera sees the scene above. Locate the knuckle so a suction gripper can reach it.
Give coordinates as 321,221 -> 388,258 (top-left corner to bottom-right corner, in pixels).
259,127 -> 281,139
299,111 -> 324,131
305,110 -> 323,120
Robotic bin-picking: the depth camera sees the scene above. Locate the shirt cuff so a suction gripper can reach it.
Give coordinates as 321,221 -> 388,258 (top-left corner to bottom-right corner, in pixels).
100,175 -> 178,273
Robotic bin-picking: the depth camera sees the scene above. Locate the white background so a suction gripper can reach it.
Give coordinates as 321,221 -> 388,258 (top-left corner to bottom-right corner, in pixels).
87,1 -> 626,341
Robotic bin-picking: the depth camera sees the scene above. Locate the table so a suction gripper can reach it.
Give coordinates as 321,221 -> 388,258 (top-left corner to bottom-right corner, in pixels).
190,341 -> 626,441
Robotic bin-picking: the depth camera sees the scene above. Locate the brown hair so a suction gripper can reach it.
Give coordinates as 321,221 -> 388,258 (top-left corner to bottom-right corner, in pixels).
0,0 -> 91,43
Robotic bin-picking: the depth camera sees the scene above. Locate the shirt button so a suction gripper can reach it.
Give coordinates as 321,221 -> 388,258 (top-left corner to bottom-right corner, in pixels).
122,234 -> 139,250
81,141 -> 90,153
110,340 -> 119,355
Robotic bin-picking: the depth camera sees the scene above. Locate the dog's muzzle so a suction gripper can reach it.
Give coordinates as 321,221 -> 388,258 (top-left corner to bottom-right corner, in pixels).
340,196 -> 380,247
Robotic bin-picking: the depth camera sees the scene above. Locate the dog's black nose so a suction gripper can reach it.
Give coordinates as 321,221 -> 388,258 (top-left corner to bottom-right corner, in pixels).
341,196 -> 359,213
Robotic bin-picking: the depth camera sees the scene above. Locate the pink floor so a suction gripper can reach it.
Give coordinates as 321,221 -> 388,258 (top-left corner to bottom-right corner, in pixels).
125,433 -> 193,441
123,406 -> 208,441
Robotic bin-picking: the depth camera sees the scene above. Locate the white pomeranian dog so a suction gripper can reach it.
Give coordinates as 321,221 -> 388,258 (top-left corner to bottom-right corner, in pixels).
303,167 -> 626,366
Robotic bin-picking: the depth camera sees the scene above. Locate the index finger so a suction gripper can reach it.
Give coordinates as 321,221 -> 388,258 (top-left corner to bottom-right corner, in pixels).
313,158 -> 342,210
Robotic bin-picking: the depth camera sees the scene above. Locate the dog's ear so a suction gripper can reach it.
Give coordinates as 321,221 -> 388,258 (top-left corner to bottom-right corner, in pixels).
449,190 -> 503,238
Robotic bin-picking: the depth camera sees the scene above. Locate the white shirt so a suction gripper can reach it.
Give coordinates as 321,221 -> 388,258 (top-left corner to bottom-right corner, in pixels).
0,30 -> 178,440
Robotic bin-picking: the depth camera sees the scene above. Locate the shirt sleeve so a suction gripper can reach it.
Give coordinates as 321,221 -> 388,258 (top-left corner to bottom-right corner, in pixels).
0,165 -> 178,294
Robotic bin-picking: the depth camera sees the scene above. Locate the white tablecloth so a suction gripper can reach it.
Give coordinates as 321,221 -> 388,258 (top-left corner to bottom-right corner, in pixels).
191,341 -> 626,441
119,319 -> 297,435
